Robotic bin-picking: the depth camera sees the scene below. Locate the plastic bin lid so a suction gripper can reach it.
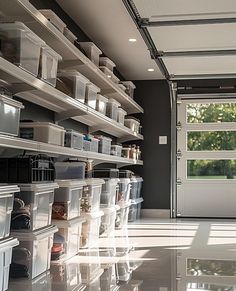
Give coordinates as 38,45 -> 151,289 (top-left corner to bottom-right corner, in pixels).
118,84 -> 127,90
117,108 -> 127,115
86,82 -> 101,93
18,182 -> 59,192
118,178 -> 131,183
55,179 -> 86,188
78,42 -> 102,54
107,98 -> 121,107
117,201 -> 132,209
0,184 -> 20,195
42,44 -> 62,60
11,225 -> 58,241
58,70 -> 89,83
0,95 -> 24,109
99,57 -> 116,68
20,121 -> 65,131
81,210 -> 104,219
0,22 -> 45,45
103,178 -> 120,183
39,9 -> 66,28
100,206 -> 117,215
95,135 -> 112,141
85,178 -> 105,186
0,237 -> 19,253
130,197 -> 144,205
66,129 -> 84,136
52,216 -> 85,228
125,116 -> 140,123
97,94 -> 108,102
121,81 -> 136,89
131,177 -> 143,182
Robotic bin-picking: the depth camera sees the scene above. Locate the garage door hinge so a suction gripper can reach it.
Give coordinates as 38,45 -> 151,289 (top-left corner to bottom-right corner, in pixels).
176,122 -> 182,131
176,149 -> 182,160
176,178 -> 182,186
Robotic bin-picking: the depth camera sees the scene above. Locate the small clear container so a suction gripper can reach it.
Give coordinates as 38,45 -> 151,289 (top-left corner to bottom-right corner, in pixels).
117,108 -> 127,125
39,45 -> 62,87
106,98 -> 121,121
0,237 -> 19,291
128,198 -> 143,222
81,179 -> 104,213
55,162 -> 86,180
115,203 -> 131,230
130,177 -> 143,200
12,183 -> 58,232
90,136 -> 99,152
130,145 -> 137,160
117,178 -> 131,205
85,83 -> 100,109
110,144 -> 122,157
124,118 -> 140,134
0,22 -> 45,76
63,27 -> 77,43
122,146 -> 131,159
0,185 -> 19,239
53,180 -> 86,220
52,217 -> 85,260
58,70 -> 89,103
100,206 -> 117,237
96,94 -> 108,115
81,211 -> 104,248
83,139 -> 91,152
99,57 -> 116,72
120,81 -> 136,98
78,42 -> 102,66
11,225 -> 58,279
118,83 -> 126,92
20,122 -> 65,146
0,95 -> 24,136
99,66 -> 113,80
96,136 -> 112,155
64,130 -> 84,150
100,178 -> 119,208
39,10 -> 66,33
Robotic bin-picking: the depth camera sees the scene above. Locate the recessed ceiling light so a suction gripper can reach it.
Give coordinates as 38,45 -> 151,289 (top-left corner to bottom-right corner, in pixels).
129,38 -> 137,42
147,68 -> 154,72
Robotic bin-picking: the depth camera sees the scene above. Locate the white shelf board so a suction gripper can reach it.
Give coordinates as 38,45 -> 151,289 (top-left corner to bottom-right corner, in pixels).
2,0 -> 143,114
0,57 -> 142,142
0,135 -> 143,166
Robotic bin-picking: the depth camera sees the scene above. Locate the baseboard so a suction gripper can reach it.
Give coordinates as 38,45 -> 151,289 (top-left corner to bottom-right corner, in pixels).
141,209 -> 171,218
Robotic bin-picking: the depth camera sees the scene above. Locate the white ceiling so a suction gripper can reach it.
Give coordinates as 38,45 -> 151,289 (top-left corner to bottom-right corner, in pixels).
56,0 -> 164,80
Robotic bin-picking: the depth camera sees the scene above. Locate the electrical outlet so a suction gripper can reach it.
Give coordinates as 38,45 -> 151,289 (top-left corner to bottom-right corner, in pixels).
159,136 -> 167,144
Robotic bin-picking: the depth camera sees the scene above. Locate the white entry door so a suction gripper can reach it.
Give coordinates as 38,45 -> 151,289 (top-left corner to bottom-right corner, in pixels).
177,98 -> 236,217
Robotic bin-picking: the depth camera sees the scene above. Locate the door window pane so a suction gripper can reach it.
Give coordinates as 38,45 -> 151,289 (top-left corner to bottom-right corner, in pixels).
187,160 -> 236,179
187,103 -> 236,123
187,131 -> 236,151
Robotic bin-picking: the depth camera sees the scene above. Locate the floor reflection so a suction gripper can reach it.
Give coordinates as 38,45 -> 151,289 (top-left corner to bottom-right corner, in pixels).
8,219 -> 236,291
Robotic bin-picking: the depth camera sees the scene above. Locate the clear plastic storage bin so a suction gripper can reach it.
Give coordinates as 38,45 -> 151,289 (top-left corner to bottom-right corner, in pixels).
128,198 -> 143,222
100,264 -> 118,291
81,179 -> 104,213
100,206 -> 117,237
93,168 -> 119,179
99,66 -> 113,80
78,42 -> 102,66
99,57 -> 116,72
96,136 -> 112,155
130,177 -> 143,200
0,22 -> 45,76
100,178 -> 119,208
20,122 -> 65,146
0,237 -> 19,291
106,98 -> 121,121
83,139 -> 91,152
79,249 -> 101,282
111,74 -> 120,84
39,10 -> 66,33
82,268 -> 103,291
63,27 -> 77,43
115,202 -> 131,230
53,180 -> 86,220
51,260 -> 84,291
117,108 -> 127,125
52,217 -> 85,260
85,83 -> 100,109
64,130 -> 84,150
55,161 -> 86,180
0,96 -> 24,136
58,70 -> 89,103
117,178 -> 131,205
110,144 -> 122,157
124,118 -> 140,134
12,183 -> 58,232
118,83 -> 126,92
11,225 -> 58,279
0,185 -> 19,239
39,45 -> 62,87
96,94 -> 108,115
120,81 -> 136,98
81,211 -> 103,248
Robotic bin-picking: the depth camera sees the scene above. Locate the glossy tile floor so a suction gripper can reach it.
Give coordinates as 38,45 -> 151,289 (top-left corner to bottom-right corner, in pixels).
9,218 -> 236,291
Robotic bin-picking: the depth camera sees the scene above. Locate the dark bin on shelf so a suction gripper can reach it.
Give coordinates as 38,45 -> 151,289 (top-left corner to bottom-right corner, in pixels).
119,170 -> 133,179
93,168 -> 119,178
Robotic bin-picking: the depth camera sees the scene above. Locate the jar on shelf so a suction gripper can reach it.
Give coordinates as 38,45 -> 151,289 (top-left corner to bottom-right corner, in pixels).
130,145 -> 137,160
122,146 -> 131,159
136,146 -> 141,160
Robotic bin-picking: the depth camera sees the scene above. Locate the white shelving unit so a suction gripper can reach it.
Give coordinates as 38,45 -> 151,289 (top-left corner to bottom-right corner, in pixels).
2,0 -> 143,114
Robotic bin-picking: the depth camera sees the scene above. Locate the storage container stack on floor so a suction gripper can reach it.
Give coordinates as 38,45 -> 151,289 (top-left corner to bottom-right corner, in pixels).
0,3 -> 144,289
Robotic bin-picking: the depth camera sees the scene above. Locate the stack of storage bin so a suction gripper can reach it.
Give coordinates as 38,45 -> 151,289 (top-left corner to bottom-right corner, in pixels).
129,177 -> 144,222
93,169 -> 120,237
